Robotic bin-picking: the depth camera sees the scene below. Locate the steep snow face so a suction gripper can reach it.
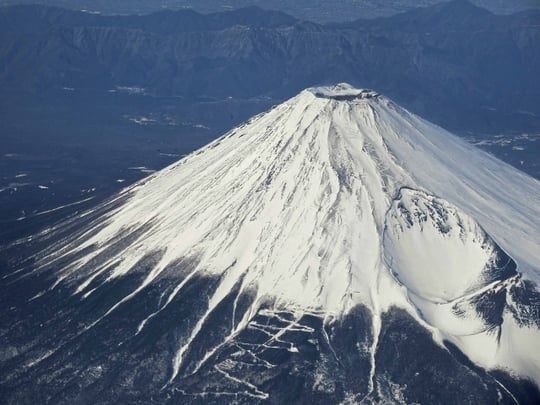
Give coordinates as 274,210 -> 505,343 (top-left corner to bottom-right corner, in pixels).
27,83 -> 540,384
383,188 -> 521,355
384,188 -> 517,305
48,84 -> 410,314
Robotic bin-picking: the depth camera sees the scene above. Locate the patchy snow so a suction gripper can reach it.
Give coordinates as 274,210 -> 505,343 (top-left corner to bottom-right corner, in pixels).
115,86 -> 146,95
128,116 -> 156,125
0,182 -> 31,193
15,196 -> 95,221
28,83 -> 540,386
128,166 -> 156,174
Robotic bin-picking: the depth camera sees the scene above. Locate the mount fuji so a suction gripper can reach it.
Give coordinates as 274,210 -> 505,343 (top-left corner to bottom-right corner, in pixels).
1,84 -> 540,404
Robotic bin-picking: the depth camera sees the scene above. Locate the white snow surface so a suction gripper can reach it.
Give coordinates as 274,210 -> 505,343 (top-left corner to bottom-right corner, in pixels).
36,83 -> 540,384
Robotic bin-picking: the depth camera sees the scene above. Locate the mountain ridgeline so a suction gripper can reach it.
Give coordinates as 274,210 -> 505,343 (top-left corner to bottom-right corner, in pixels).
0,0 -> 538,22
1,0 -> 540,133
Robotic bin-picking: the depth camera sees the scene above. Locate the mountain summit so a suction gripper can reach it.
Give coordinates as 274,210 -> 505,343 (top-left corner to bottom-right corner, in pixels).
2,84 -> 540,403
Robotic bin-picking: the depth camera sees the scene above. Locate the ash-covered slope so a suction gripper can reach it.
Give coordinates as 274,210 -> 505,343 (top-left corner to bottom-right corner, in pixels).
1,84 -> 540,404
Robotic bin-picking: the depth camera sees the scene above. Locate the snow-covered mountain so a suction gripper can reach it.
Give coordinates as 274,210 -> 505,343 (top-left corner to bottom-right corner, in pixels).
1,84 -> 539,403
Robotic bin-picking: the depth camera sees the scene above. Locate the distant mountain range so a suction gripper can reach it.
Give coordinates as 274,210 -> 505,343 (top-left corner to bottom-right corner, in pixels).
1,0 -> 539,134
0,0 -> 538,22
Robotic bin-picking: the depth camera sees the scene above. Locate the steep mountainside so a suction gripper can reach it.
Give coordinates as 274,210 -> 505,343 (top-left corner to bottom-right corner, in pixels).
1,84 -> 539,403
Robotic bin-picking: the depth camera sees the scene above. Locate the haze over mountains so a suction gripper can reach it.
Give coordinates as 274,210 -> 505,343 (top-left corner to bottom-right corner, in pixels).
1,0 -> 538,21
1,1 -> 540,402
1,0 -> 540,135
0,0 -> 538,243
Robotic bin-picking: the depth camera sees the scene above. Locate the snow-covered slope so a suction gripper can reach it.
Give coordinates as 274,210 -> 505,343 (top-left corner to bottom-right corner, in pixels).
9,84 -> 540,397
